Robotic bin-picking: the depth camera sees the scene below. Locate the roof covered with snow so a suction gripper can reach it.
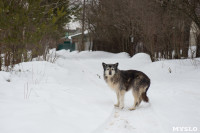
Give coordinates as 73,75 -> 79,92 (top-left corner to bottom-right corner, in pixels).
68,30 -> 88,39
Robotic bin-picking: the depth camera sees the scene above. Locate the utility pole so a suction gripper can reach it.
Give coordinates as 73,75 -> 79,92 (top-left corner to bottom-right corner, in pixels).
81,0 -> 86,51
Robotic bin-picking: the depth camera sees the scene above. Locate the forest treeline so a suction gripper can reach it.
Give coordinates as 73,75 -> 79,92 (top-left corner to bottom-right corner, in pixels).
0,0 -> 80,71
1,0 -> 200,71
82,0 -> 200,61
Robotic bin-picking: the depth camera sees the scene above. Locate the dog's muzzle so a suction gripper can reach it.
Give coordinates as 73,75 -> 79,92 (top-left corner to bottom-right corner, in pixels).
109,71 -> 112,75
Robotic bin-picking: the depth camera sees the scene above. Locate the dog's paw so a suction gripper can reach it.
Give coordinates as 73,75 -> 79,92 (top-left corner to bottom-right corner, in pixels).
114,104 -> 119,107
129,107 -> 136,111
119,105 -> 124,109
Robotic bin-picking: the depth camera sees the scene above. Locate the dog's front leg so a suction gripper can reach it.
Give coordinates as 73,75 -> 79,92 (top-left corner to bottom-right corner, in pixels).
114,91 -> 120,107
119,90 -> 125,109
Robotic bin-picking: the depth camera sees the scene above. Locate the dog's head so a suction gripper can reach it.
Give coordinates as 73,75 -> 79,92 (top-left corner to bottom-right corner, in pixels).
102,62 -> 118,77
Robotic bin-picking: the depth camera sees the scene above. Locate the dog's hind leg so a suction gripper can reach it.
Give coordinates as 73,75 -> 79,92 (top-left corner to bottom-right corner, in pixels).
129,90 -> 140,110
119,90 -> 125,109
139,85 -> 149,103
114,91 -> 120,107
138,96 -> 142,106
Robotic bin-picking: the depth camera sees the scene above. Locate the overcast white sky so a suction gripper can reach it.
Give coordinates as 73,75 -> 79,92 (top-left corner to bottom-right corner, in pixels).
66,20 -> 80,30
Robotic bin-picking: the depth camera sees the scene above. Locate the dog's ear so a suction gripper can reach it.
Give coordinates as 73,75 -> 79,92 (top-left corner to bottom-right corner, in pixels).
102,62 -> 106,68
114,63 -> 119,68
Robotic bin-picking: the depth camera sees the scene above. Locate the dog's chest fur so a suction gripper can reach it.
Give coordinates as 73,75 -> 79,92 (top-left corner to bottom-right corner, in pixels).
104,75 -> 120,92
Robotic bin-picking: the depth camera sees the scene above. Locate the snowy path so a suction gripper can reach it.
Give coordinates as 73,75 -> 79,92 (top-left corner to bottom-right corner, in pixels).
94,69 -> 200,133
0,50 -> 200,133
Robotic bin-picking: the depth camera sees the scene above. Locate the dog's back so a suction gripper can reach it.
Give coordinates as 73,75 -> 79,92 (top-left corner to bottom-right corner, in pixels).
120,70 -> 150,89
119,70 -> 150,102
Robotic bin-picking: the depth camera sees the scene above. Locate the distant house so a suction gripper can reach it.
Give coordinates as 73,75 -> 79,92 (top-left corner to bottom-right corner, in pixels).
57,37 -> 75,52
69,30 -> 93,51
56,28 -> 84,51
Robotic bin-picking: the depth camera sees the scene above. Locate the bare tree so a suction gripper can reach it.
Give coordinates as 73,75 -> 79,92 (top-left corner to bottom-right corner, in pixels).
84,0 -> 192,60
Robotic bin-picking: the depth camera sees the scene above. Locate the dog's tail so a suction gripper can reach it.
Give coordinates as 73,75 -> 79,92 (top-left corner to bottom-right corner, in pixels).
141,82 -> 150,102
141,92 -> 149,102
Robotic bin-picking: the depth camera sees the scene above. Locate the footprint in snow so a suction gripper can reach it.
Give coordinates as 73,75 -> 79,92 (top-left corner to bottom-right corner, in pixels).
104,111 -> 135,133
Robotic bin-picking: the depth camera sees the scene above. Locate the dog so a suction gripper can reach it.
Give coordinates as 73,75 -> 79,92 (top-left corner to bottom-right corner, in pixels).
102,62 -> 150,110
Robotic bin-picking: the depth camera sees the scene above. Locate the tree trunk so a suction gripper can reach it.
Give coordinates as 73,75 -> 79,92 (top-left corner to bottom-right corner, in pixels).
182,22 -> 190,58
196,35 -> 200,57
81,0 -> 86,51
0,43 -> 2,71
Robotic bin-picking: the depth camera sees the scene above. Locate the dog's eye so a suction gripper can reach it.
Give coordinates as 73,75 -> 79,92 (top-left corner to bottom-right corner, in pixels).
111,68 -> 114,70
106,68 -> 109,70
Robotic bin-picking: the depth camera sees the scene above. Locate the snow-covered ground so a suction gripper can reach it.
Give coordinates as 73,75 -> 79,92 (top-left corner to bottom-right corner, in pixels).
0,50 -> 200,133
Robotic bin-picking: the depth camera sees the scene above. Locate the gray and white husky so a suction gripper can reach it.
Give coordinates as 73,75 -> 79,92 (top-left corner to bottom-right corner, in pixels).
102,62 -> 150,110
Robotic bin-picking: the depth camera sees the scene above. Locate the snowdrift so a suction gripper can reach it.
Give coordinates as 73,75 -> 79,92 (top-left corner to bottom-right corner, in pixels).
0,50 -> 200,133
56,50 -> 130,59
